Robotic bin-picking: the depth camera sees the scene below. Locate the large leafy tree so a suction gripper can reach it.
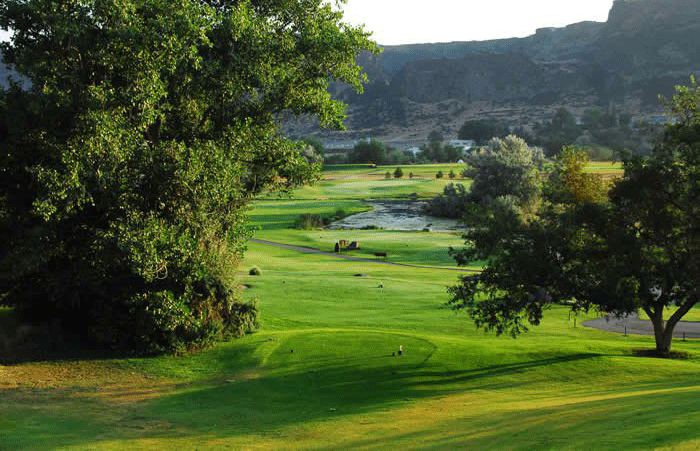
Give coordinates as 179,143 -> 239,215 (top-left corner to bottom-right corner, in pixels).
464,135 -> 544,210
449,78 -> 700,355
0,0 -> 376,353
348,138 -> 387,164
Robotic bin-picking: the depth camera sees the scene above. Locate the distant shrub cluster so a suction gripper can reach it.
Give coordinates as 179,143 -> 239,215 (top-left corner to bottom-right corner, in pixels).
295,209 -> 349,229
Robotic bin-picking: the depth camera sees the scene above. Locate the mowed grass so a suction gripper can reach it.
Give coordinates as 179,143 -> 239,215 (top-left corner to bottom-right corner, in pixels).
4,162 -> 700,450
290,164 -> 470,200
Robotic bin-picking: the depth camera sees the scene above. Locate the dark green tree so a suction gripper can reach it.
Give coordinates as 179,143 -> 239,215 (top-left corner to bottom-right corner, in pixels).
393,167 -> 404,178
348,139 -> 387,164
0,0 -> 376,353
427,130 -> 444,144
457,120 -> 508,145
532,107 -> 581,155
448,78 -> 700,355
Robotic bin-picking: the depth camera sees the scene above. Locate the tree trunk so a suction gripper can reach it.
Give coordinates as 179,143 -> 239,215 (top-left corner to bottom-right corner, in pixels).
645,301 -> 696,356
649,316 -> 671,355
645,307 -> 672,355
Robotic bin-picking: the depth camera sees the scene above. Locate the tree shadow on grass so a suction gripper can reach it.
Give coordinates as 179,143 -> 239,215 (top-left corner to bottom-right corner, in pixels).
0,309 -> 139,365
138,344 -> 601,440
1,328 -> 602,449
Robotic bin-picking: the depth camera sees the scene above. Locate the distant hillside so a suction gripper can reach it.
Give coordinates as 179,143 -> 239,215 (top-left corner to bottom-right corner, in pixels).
312,0 -> 700,144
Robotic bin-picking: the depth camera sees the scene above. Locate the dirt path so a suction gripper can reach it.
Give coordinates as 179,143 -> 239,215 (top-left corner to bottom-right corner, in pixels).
249,238 -> 477,272
583,313 -> 700,338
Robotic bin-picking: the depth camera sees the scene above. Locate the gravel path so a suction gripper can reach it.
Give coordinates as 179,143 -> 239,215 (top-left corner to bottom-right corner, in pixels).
583,313 -> 700,338
249,238 -> 477,272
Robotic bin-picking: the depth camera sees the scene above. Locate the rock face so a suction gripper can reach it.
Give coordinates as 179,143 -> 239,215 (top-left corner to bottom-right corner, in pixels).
324,0 -> 700,142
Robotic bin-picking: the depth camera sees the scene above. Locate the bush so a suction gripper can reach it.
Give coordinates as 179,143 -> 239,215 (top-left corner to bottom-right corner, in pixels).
423,183 -> 472,218
295,209 -> 350,230
385,171 -> 392,179
449,170 -> 456,179
436,170 -> 444,179
249,266 -> 262,276
394,167 -> 404,178
295,214 -> 326,229
409,172 -> 414,178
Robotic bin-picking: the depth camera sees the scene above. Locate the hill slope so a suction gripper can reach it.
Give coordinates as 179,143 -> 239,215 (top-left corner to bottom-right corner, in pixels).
322,0 -> 700,143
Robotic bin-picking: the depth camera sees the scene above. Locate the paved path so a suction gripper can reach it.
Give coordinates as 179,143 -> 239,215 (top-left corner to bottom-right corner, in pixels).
249,238 -> 478,272
583,313 -> 700,338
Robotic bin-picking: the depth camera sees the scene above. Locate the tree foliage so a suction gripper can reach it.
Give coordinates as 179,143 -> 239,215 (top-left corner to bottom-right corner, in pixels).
0,0 -> 376,354
464,135 -> 544,209
545,146 -> 609,205
457,119 -> 508,145
348,138 -> 387,164
448,78 -> 700,355
422,183 -> 471,219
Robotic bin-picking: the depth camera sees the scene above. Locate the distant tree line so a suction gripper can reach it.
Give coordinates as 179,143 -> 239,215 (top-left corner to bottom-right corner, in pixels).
323,132 -> 467,165
457,108 -> 662,158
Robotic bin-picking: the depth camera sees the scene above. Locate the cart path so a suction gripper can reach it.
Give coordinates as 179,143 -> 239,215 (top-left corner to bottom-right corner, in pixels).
249,238 -> 478,272
583,313 -> 700,338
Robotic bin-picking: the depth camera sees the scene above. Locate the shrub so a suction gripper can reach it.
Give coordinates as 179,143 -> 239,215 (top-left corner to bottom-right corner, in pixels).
449,170 -> 456,179
436,170 -> 444,179
295,213 -> 327,229
249,266 -> 262,276
385,171 -> 392,179
295,209 -> 350,230
423,183 -> 472,218
394,167 -> 404,178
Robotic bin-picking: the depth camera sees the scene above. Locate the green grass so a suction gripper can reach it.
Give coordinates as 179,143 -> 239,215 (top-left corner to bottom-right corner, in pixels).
250,228 -> 468,268
292,177 -> 467,200
5,162 -> 700,450
248,199 -> 371,231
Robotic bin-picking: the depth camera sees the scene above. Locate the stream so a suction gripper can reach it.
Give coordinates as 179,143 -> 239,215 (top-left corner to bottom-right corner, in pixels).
327,200 -> 462,231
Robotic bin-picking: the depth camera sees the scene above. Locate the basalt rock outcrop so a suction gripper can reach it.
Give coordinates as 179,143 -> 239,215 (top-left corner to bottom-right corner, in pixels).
324,0 -> 700,142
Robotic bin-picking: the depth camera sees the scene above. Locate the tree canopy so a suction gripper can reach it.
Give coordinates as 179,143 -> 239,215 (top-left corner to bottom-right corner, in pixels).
0,0 -> 377,354
464,135 -> 544,209
448,78 -> 700,355
457,119 -> 508,145
348,138 -> 387,164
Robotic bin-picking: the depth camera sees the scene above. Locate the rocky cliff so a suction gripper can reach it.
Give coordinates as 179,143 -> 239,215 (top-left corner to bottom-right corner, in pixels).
320,0 -> 700,143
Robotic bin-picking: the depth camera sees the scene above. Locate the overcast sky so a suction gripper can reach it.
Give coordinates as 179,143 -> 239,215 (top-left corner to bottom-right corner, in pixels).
339,0 -> 615,45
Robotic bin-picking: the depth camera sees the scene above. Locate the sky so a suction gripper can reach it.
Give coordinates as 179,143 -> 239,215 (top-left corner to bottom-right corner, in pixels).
0,1 -> 615,45
339,0 -> 615,45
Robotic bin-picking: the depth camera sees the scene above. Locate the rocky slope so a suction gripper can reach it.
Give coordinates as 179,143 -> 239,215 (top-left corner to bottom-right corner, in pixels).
317,0 -> 700,144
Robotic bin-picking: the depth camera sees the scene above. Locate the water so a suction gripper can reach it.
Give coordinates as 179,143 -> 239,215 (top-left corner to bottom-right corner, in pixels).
328,201 -> 462,231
